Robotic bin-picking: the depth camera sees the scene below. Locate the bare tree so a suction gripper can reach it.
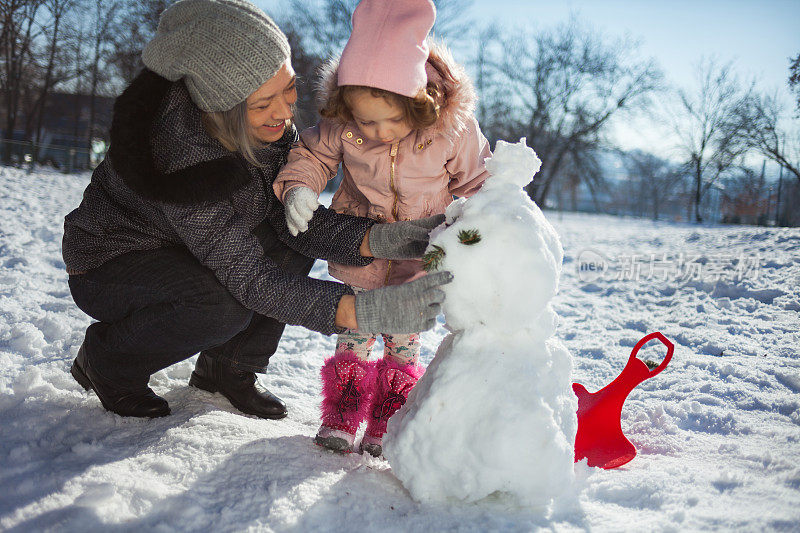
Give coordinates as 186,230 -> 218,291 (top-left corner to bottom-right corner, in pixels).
1,0 -> 44,163
622,150 -> 682,221
673,58 -> 753,222
429,0 -> 474,41
30,0 -> 75,156
108,0 -> 172,87
777,178 -> 800,226
280,27 -> 324,129
280,0 -> 474,58
62,4 -> 89,140
473,23 -> 500,137
719,165 -> 775,225
738,92 -> 800,184
279,0 -> 354,58
550,138 -> 608,212
495,18 -> 662,207
84,0 -> 119,146
789,53 -> 799,116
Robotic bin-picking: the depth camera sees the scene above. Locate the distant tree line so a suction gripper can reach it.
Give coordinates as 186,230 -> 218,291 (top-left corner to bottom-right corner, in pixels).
2,0 -> 798,225
0,0 -> 169,165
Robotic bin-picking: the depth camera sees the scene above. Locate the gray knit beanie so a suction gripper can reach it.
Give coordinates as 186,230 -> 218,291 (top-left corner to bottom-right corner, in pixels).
142,0 -> 290,112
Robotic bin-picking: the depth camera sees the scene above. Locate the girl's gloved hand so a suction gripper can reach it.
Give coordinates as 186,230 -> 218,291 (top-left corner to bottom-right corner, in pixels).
355,271 -> 453,334
283,187 -> 320,236
368,214 -> 446,259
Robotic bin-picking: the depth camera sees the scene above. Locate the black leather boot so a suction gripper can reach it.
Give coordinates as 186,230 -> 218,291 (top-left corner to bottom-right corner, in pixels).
189,352 -> 287,419
70,344 -> 170,418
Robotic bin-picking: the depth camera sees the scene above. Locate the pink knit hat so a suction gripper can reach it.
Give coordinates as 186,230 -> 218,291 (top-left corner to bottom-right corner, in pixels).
337,0 -> 436,98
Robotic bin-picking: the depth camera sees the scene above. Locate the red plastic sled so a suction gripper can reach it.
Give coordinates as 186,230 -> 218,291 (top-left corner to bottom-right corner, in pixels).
572,332 -> 674,469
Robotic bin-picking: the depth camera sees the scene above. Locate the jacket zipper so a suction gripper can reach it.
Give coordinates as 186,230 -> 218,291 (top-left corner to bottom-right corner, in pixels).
384,141 -> 400,285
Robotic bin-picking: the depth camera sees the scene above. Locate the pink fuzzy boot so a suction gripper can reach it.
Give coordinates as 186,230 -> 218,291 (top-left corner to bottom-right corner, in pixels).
315,351 -> 374,453
360,359 -> 424,457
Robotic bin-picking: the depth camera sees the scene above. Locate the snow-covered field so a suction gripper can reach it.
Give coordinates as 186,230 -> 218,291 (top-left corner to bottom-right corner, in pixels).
1,165 -> 798,531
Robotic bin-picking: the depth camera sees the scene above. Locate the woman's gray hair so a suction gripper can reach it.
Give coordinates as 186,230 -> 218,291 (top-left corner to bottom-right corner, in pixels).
202,102 -> 265,167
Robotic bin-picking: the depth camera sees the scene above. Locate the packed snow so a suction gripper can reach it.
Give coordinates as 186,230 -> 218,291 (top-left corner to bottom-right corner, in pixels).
1,163 -> 799,531
385,140 -> 578,510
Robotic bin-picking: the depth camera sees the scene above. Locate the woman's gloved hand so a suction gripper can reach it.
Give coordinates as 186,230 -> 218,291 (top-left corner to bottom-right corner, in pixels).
368,214 -> 446,259
283,186 -> 320,236
355,271 -> 453,333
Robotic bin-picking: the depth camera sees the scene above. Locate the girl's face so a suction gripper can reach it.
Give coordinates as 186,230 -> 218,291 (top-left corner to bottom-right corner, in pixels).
246,61 -> 297,143
348,89 -> 413,144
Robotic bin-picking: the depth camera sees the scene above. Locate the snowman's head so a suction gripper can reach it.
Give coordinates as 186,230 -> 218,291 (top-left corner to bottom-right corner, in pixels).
424,139 -> 563,333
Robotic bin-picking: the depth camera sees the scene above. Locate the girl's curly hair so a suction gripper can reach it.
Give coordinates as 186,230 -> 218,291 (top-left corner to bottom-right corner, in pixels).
319,45 -> 459,131
320,83 -> 442,130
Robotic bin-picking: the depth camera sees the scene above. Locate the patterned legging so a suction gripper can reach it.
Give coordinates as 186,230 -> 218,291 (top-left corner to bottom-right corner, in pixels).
335,330 -> 420,365
335,287 -> 420,365
336,287 -> 420,365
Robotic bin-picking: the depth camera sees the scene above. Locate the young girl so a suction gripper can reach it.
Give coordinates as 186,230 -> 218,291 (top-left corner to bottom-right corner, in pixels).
274,0 -> 491,456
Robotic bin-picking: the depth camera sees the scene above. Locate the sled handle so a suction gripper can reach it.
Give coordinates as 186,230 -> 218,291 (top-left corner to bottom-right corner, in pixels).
628,332 -> 674,377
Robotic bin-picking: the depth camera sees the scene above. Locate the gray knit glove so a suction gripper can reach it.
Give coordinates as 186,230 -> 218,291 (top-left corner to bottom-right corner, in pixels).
368,214 -> 446,259
355,271 -> 453,334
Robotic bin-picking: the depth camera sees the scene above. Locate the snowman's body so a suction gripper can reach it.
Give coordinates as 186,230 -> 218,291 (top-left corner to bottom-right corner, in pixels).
383,139 -> 577,509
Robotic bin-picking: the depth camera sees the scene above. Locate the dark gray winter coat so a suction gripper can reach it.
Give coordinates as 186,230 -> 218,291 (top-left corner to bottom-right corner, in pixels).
62,70 -> 374,335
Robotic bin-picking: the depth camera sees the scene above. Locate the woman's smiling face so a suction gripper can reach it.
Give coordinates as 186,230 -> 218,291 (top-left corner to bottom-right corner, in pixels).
246,61 -> 297,143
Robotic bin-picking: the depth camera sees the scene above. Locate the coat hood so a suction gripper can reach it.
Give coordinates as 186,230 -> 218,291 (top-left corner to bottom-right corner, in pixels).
107,69 -> 294,205
315,40 -> 478,140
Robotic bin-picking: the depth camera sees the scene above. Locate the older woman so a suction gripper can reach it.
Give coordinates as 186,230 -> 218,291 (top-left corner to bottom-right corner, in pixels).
62,0 -> 450,420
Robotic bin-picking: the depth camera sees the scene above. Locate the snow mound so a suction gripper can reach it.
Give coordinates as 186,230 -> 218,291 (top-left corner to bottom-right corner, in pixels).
3,164 -> 800,529
384,139 -> 577,510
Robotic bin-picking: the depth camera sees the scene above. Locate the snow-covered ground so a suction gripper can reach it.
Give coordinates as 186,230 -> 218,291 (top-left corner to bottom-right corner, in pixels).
1,165 -> 798,531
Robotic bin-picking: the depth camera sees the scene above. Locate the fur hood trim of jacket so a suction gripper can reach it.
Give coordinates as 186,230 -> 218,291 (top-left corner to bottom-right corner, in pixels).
107,69 -> 293,205
315,40 -> 478,141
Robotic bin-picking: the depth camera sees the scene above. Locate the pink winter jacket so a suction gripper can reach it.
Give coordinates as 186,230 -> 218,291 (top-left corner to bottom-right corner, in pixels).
274,44 -> 491,290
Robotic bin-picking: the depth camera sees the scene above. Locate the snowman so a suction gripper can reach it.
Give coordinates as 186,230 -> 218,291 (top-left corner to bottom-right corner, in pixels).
383,139 -> 578,510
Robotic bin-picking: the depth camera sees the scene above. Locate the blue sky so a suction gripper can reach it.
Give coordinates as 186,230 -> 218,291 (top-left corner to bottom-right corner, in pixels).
259,0 -> 798,95
258,0 -> 799,157
472,0 -> 798,102
469,0 -> 799,156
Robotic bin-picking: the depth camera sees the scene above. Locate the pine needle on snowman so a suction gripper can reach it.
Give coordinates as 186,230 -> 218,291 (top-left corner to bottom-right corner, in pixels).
383,139 -> 578,509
